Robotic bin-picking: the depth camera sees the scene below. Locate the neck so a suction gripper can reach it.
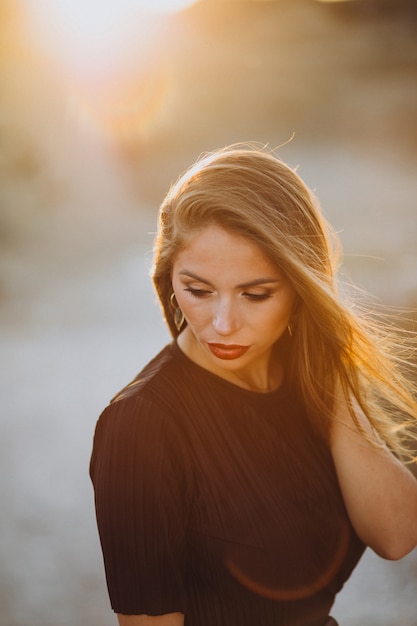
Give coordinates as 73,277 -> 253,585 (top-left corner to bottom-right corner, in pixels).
177,329 -> 283,393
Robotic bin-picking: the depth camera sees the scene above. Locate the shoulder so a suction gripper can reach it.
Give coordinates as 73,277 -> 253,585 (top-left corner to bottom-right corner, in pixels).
90,346 -> 194,491
110,341 -> 191,409
90,342 -> 197,465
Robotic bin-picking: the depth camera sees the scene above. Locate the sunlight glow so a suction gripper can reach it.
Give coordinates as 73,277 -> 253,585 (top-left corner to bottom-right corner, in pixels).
67,69 -> 170,143
22,0 -> 195,140
23,0 -> 199,74
142,0 -> 199,12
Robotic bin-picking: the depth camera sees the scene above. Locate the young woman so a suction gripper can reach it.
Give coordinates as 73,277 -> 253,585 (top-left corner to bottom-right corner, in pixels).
90,146 -> 417,626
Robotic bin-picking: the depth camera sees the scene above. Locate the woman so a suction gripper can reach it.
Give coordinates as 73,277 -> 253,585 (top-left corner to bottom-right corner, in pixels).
90,146 -> 417,626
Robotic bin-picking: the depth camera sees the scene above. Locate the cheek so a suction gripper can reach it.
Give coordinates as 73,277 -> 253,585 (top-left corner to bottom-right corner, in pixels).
263,299 -> 294,331
280,290 -> 297,319
177,296 -> 206,327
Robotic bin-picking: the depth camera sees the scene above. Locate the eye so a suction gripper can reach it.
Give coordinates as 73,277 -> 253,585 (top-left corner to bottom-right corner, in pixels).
243,292 -> 272,302
184,287 -> 212,298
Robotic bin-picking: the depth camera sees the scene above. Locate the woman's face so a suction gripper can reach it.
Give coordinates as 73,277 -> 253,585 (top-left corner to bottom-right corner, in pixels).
171,225 -> 296,391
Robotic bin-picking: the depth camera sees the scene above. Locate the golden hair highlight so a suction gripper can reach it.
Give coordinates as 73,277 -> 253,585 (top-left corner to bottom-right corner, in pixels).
152,144 -> 417,463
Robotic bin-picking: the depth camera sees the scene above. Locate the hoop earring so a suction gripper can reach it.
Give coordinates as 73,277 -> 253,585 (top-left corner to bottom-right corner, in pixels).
170,292 -> 185,332
287,323 -> 293,337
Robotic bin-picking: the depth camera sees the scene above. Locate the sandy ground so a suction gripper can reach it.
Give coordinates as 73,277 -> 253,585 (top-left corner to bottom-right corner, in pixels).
1,141 -> 417,626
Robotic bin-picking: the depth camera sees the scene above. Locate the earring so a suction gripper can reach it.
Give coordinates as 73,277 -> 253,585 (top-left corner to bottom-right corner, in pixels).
170,292 -> 185,332
287,323 -> 293,337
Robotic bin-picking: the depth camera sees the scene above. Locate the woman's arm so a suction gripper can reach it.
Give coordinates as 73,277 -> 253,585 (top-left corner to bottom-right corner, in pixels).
118,613 -> 184,626
330,399 -> 417,560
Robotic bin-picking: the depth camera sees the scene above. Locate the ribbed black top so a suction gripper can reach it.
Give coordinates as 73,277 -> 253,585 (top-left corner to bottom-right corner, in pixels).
90,341 -> 365,625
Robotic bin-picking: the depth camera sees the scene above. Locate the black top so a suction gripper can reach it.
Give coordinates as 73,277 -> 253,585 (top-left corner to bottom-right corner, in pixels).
90,341 -> 365,626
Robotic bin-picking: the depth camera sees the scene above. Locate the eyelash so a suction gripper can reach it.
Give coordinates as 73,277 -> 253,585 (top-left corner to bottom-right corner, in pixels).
184,287 -> 271,302
185,287 -> 211,298
244,293 -> 272,302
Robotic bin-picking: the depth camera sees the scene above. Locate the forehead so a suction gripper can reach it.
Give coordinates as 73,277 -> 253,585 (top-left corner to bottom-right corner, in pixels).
173,225 -> 283,276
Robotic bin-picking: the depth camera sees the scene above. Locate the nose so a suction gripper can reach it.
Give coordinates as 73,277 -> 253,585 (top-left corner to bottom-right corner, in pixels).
212,298 -> 239,336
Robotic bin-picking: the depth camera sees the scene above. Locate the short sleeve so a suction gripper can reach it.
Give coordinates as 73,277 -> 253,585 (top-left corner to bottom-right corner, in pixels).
90,394 -> 191,615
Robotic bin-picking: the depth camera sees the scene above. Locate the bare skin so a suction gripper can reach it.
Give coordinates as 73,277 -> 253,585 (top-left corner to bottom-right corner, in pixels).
330,398 -> 417,560
171,225 -> 296,393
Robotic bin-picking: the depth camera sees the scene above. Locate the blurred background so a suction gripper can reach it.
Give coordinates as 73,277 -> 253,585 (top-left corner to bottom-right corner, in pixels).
1,0 -> 417,624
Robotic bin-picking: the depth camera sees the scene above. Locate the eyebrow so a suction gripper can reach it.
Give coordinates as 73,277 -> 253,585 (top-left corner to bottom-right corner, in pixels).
178,270 -> 282,289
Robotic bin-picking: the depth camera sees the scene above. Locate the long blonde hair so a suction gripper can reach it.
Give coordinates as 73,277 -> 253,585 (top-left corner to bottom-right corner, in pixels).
152,145 -> 417,462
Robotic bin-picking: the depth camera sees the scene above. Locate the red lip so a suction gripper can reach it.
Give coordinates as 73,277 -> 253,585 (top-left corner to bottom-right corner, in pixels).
207,343 -> 250,360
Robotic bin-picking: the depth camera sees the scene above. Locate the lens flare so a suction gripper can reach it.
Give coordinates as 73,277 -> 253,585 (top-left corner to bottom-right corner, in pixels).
225,523 -> 350,601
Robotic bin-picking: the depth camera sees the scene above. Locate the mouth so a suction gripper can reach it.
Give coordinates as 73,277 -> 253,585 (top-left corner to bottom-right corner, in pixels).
207,343 -> 250,360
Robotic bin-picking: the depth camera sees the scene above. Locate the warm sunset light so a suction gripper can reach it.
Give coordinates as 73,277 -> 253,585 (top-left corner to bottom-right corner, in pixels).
142,0 -> 199,12
21,0 -> 199,140
23,0 -> 199,73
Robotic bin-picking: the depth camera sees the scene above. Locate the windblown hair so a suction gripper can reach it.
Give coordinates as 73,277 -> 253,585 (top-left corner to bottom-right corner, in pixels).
152,145 -> 417,462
